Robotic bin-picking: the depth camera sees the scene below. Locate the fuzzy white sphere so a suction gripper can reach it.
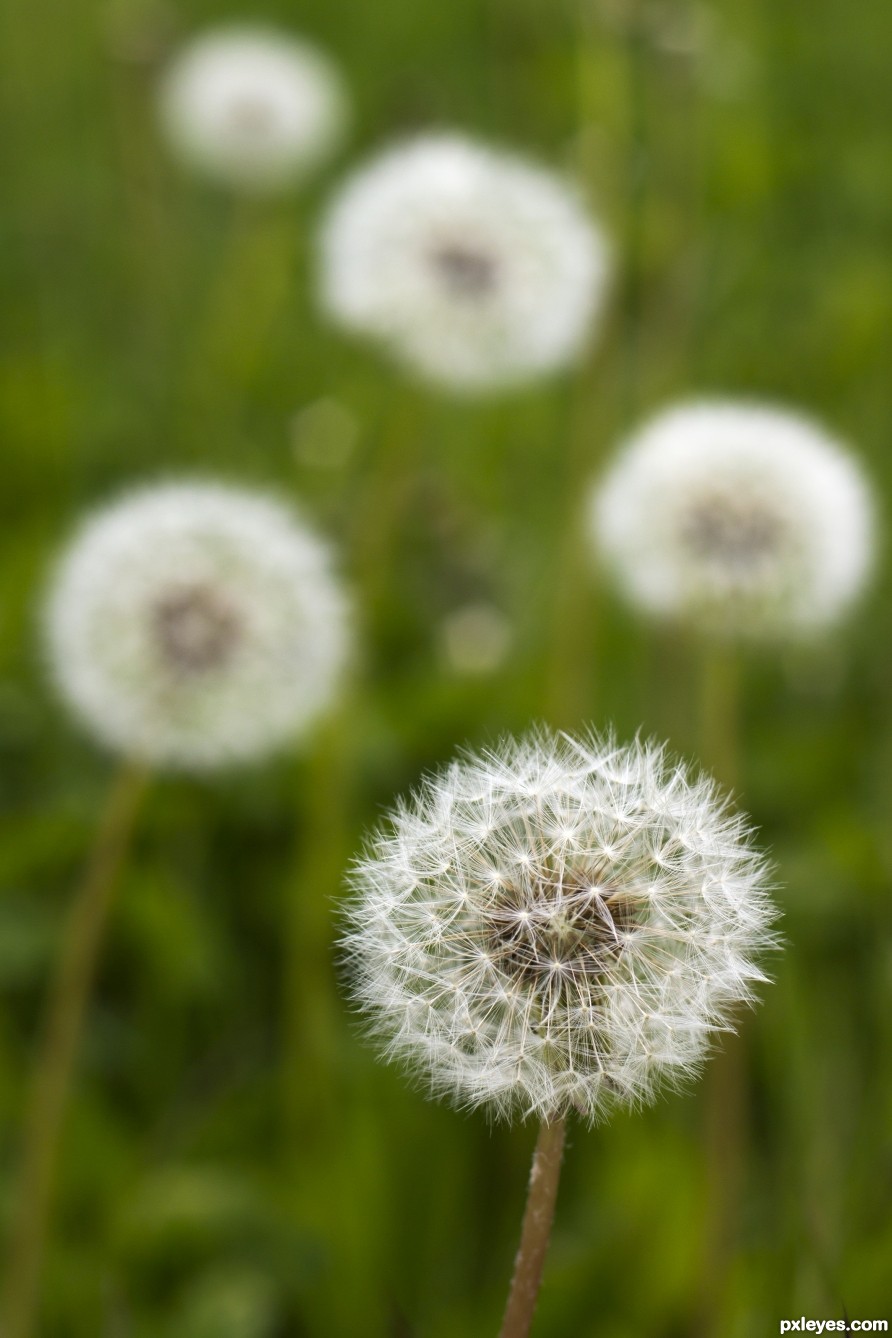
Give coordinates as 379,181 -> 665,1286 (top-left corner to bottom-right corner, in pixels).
45,482 -> 350,770
158,27 -> 348,192
344,729 -> 775,1124
592,401 -> 876,640
319,135 -> 609,391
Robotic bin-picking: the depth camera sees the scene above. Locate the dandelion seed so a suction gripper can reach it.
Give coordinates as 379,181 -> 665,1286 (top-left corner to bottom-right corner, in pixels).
343,728 -> 776,1125
591,400 -> 876,640
158,26 -> 348,193
44,481 -> 350,769
319,135 -> 610,392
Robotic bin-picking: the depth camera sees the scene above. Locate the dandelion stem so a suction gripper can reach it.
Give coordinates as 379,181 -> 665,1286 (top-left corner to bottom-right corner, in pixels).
498,1117 -> 566,1338
282,712 -> 352,1144
699,1027 -> 747,1334
545,0 -> 649,725
700,644 -> 738,791
698,644 -> 746,1335
2,762 -> 148,1338
349,387 -> 424,622
177,200 -> 295,452
107,10 -> 172,389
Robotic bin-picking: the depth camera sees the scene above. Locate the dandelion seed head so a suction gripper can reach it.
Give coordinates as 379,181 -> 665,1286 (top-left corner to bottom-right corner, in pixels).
343,729 -> 776,1124
591,401 -> 875,640
158,26 -> 348,192
319,135 -> 610,391
44,482 -> 350,770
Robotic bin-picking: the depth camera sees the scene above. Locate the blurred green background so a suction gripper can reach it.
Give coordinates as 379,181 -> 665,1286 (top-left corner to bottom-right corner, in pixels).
1,0 -> 891,1333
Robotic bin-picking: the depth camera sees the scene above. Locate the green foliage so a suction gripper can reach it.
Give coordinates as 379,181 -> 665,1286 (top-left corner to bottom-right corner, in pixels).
1,0 -> 890,1333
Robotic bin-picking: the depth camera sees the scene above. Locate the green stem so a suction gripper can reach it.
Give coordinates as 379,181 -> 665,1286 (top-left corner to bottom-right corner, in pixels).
498,1118 -> 567,1338
699,1030 -> 747,1334
542,386 -> 600,727
545,0 -> 650,726
2,763 -> 148,1338
107,8 -> 172,373
176,201 -> 296,454
348,387 -> 425,622
698,642 -> 746,1335
282,713 -> 353,1145
618,8 -> 649,425
699,643 -> 739,791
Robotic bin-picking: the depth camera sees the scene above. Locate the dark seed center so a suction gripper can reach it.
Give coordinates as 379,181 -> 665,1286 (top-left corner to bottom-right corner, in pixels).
226,96 -> 275,136
152,585 -> 240,675
429,243 -> 499,298
486,869 -> 639,988
681,495 -> 782,567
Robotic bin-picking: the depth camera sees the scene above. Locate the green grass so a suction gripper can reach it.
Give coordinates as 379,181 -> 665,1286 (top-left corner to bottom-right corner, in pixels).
1,0 -> 891,1333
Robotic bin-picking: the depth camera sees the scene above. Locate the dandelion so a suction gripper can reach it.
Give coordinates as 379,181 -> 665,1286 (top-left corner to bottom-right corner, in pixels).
3,481 -> 350,1338
591,400 -> 873,1322
319,135 -> 609,391
345,728 -> 773,1122
158,26 -> 348,192
45,481 -> 350,769
590,400 -> 875,641
344,728 -> 775,1337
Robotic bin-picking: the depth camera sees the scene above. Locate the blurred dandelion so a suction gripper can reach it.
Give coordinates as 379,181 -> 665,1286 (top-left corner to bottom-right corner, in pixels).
344,728 -> 776,1337
2,482 -> 349,1338
591,399 -> 874,1329
319,134 -> 610,391
590,400 -> 875,642
158,26 -> 348,193
45,481 -> 350,768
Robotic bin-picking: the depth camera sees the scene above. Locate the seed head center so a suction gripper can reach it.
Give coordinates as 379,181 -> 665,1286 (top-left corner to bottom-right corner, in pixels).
226,96 -> 276,137
153,584 -> 240,675
429,242 -> 499,298
681,493 -> 783,568
486,869 -> 637,988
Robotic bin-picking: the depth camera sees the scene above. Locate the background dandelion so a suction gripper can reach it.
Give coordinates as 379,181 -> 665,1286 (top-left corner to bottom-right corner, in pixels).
590,398 -> 877,1329
590,400 -> 876,641
45,481 -> 350,768
3,481 -> 350,1338
319,135 -> 609,391
158,26 -> 348,193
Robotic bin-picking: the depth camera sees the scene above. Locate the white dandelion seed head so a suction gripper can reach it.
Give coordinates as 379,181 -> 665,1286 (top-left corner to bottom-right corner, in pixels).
319,134 -> 610,392
591,400 -> 876,640
343,728 -> 776,1125
158,26 -> 348,193
44,482 -> 350,770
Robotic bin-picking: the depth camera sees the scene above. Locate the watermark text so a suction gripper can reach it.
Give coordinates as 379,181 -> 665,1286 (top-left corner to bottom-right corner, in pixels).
780,1323 -> 887,1334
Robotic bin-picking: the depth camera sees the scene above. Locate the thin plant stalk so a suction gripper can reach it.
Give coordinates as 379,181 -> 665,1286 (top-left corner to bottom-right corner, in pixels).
498,1117 -> 567,1338
545,2 -> 650,724
541,384 -> 601,725
107,10 -> 173,383
698,643 -> 747,1334
282,709 -> 395,1338
2,763 -> 148,1338
176,200 -> 297,454
616,7 -> 649,426
700,1019 -> 748,1332
699,643 -> 738,793
282,710 -> 354,1144
348,387 -> 425,623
